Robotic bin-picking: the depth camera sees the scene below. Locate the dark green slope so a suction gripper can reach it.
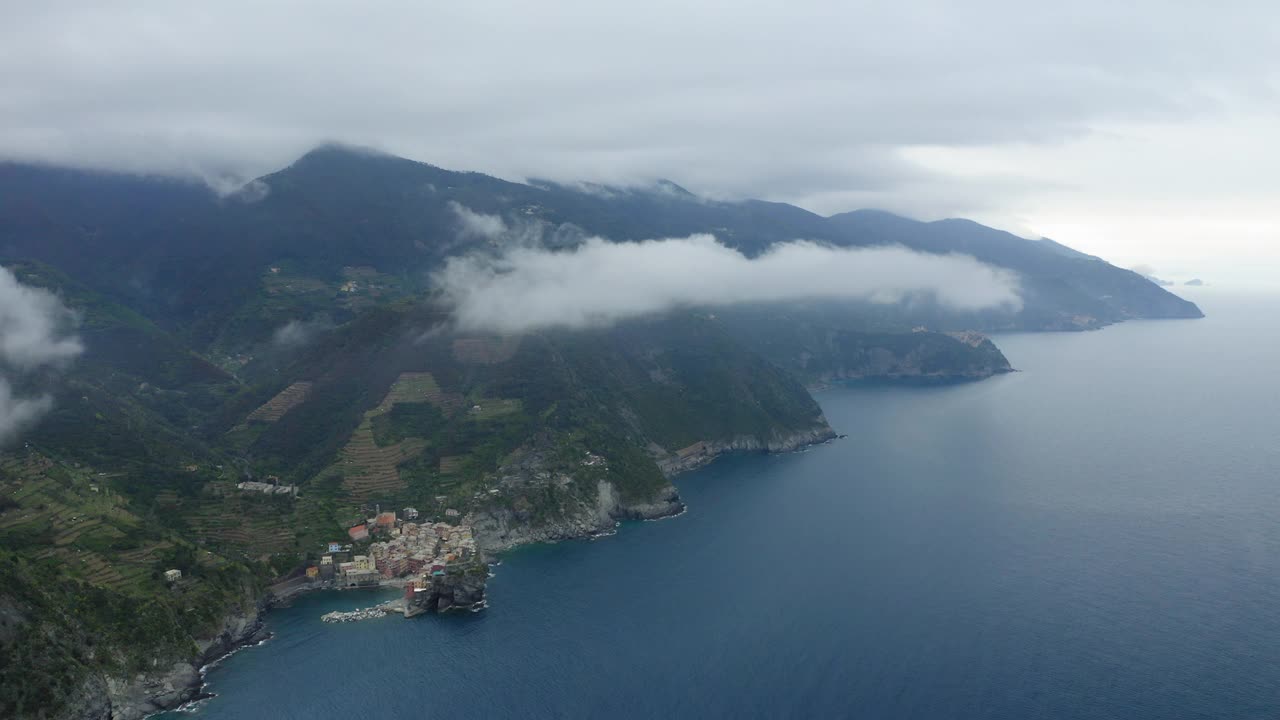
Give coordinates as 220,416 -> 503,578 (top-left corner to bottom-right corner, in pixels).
824,211 -> 1203,326
230,306 -> 829,498
5,262 -> 237,467
717,304 -> 1013,384
0,146 -> 1200,346
0,269 -> 265,720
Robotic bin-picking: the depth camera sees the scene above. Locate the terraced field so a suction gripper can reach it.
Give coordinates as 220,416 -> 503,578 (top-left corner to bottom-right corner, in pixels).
185,495 -> 298,556
372,373 -> 436,411
330,372 -> 474,502
438,455 -> 466,475
338,418 -> 427,502
247,381 -> 314,422
370,372 -> 464,416
0,452 -> 173,595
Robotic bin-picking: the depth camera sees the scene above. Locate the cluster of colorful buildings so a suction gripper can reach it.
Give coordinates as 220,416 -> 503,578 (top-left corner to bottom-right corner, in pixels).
370,517 -> 477,582
305,507 -> 478,591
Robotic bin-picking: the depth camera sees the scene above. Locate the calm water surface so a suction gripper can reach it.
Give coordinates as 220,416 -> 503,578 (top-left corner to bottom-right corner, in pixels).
170,291 -> 1280,719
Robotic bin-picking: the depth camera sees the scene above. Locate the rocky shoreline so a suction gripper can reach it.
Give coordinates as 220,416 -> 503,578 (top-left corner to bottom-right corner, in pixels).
92,596 -> 270,720
655,424 -> 839,477
103,425 -> 837,719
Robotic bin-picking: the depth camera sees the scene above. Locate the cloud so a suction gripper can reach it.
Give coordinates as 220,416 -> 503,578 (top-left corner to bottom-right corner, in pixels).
450,201 -> 588,251
0,381 -> 53,445
271,318 -> 330,349
0,4 -> 1274,210
0,270 -> 84,370
449,202 -> 507,241
434,234 -> 1021,333
1129,264 -> 1175,287
0,267 -> 83,444
1,3 -> 1278,277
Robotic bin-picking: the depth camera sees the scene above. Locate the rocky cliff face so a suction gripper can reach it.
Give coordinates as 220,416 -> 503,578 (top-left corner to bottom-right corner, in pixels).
405,564 -> 489,615
469,478 -> 684,554
802,332 -> 1013,385
655,424 -> 839,476
716,313 -> 1016,386
89,595 -> 268,720
469,423 -> 834,554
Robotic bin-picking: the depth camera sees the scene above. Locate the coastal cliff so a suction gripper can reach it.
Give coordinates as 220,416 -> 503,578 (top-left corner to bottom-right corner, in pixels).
469,423 -> 835,553
655,424 -> 839,476
0,564 -> 268,720
100,601 -> 268,720
806,331 -> 1014,384
469,478 -> 685,554
718,314 -> 1015,385
404,563 -> 489,615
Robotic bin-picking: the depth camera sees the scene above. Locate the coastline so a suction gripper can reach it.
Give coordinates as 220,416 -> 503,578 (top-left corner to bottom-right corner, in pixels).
118,424 -> 839,719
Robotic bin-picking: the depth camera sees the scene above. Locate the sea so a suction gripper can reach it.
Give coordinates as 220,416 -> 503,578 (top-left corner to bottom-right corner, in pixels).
164,290 -> 1280,719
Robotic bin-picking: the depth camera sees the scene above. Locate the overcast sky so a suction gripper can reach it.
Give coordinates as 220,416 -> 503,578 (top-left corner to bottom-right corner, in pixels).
2,1 -> 1277,285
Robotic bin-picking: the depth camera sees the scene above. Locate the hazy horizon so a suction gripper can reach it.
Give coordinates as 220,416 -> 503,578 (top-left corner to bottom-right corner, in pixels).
3,2 -> 1277,286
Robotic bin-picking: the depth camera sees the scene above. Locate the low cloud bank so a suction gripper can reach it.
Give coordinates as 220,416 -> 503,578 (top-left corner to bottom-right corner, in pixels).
272,318 -> 330,349
435,234 -> 1021,333
0,267 -> 83,444
0,383 -> 52,444
450,202 -> 507,241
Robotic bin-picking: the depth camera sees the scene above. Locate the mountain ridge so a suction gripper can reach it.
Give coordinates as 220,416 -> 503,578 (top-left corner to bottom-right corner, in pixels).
0,145 -> 1202,346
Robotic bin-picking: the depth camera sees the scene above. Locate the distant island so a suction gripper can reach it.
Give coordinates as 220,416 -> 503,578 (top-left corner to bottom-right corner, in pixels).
1185,278 -> 1205,286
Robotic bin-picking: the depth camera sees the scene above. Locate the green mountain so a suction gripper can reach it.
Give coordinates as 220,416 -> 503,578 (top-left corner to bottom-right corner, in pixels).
0,146 -> 1198,718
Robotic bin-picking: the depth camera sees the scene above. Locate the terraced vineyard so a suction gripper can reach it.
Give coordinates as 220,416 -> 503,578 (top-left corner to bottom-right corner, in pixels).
438,455 -> 466,475
0,459 -> 131,543
370,373 -> 453,413
332,373 -> 452,503
0,452 -> 172,595
185,503 -> 298,557
247,381 -> 314,422
337,419 -> 427,502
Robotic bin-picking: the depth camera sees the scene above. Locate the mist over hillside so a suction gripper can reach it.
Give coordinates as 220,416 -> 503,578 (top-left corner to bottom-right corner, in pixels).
0,146 -> 1199,346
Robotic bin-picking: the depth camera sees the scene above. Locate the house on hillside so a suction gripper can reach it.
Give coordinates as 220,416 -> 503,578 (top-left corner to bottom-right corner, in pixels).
348,524 -> 369,542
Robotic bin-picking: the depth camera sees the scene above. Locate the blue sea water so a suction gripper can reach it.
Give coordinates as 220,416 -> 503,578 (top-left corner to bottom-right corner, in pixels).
169,291 -> 1280,719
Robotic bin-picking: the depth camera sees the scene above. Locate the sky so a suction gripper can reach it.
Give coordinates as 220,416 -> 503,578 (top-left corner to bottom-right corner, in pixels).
2,1 -> 1277,286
